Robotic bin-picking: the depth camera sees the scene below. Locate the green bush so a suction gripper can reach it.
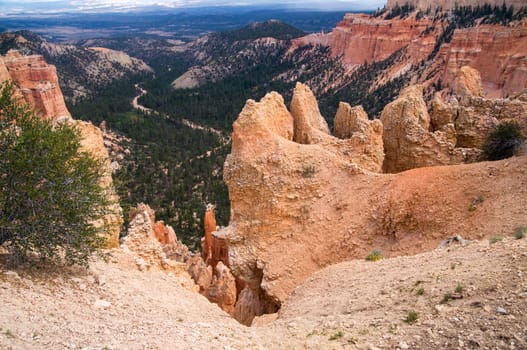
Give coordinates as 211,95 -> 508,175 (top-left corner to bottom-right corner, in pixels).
514,226 -> 526,240
366,249 -> 383,261
483,121 -> 523,161
405,310 -> 419,324
0,81 -> 109,266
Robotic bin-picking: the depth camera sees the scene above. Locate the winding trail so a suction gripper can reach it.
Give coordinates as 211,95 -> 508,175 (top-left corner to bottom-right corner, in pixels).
131,84 -> 231,168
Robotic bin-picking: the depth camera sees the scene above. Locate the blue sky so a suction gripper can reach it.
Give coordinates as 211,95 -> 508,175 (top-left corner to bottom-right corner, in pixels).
1,0 -> 387,15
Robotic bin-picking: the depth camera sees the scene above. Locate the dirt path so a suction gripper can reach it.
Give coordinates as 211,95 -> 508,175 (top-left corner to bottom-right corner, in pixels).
131,84 -> 231,169
132,84 -> 152,113
1,237 -> 526,349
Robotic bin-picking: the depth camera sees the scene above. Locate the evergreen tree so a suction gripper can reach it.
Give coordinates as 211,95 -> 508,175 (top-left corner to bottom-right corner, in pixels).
0,81 -> 110,266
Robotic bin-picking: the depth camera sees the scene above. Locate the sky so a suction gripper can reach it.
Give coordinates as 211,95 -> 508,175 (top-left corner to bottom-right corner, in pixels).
1,0 -> 387,15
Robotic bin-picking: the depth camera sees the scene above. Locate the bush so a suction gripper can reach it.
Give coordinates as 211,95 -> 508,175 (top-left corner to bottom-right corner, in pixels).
0,81 -> 109,266
366,249 -> 383,261
514,226 -> 526,240
405,310 -> 419,324
483,121 -> 523,161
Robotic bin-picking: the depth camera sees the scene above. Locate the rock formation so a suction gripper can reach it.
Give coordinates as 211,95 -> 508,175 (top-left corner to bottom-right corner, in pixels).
381,85 -> 479,173
432,66 -> 527,148
328,13 -> 436,66
289,83 -> 384,172
1,50 -> 70,120
429,23 -> 527,98
121,204 -> 198,291
220,83 -> 527,319
0,50 -> 123,248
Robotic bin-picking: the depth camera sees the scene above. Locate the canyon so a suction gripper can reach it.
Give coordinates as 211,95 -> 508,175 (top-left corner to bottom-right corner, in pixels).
1,3 -> 527,348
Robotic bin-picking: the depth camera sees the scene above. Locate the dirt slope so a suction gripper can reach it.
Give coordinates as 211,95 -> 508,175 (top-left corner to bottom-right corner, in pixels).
2,236 -> 526,349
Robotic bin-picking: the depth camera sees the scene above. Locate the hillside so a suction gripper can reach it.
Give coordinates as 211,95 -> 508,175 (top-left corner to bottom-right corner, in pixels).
0,31 -> 152,102
1,237 -> 525,349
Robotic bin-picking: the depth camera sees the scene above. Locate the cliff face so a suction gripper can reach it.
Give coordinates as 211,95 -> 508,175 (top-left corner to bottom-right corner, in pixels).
0,51 -> 123,248
387,0 -> 527,12
431,23 -> 527,98
329,13 -> 436,66
1,50 -> 70,120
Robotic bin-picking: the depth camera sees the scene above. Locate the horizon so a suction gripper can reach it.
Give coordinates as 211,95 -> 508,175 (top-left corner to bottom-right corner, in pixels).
1,0 -> 387,17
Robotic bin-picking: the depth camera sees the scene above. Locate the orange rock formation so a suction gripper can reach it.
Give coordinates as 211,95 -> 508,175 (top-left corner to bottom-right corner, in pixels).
430,23 -> 527,98
1,50 -> 70,120
219,83 -> 527,318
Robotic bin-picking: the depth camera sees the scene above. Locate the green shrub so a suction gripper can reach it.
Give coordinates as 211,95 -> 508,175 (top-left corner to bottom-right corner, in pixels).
366,249 -> 383,261
405,310 -> 419,324
483,121 -> 523,161
489,236 -> 503,244
441,293 -> 452,304
416,288 -> 424,296
455,284 -> 464,293
329,331 -> 344,340
0,81 -> 109,266
514,226 -> 526,240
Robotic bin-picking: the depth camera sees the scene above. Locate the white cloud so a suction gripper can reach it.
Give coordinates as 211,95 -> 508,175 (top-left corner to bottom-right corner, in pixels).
1,0 -> 387,14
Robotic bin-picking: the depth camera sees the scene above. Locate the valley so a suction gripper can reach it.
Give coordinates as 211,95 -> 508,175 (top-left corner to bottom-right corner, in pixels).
1,1 -> 527,348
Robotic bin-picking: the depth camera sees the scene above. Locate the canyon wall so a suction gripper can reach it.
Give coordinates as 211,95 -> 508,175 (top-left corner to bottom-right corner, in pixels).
329,13 -> 436,66
387,0 -> 527,12
1,50 -> 70,120
0,51 -> 123,248
431,23 -> 527,98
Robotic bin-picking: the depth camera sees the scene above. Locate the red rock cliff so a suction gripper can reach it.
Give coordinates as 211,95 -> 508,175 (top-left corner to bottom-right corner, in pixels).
430,23 -> 527,98
387,0 -> 527,12
329,13 -> 436,66
1,50 -> 70,120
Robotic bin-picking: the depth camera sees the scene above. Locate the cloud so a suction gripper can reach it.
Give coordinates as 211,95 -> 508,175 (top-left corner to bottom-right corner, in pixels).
1,0 -> 387,15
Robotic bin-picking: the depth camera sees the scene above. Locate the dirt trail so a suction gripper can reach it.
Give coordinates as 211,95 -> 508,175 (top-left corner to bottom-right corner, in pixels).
1,237 -> 526,349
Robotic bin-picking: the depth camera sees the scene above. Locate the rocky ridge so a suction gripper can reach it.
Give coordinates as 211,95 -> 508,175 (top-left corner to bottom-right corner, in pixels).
220,79 -> 527,323
0,31 -> 152,102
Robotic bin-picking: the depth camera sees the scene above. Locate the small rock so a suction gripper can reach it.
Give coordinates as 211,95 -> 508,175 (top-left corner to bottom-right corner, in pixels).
94,299 -> 112,309
399,341 -> 409,349
496,307 -> 507,315
4,271 -> 21,280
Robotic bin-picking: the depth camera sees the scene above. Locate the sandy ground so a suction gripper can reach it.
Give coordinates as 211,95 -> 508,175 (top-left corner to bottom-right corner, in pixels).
1,236 -> 526,349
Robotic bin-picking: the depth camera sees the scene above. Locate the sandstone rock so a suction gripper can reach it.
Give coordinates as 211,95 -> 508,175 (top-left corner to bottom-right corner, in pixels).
121,203 -> 198,292
289,83 -> 384,172
76,120 -> 123,248
222,84 -> 527,311
233,286 -> 266,326
334,103 -> 369,139
433,68 -> 527,149
430,24 -> 527,99
202,204 -> 217,264
328,13 -> 436,66
381,85 -> 471,173
187,255 -> 213,293
1,50 -> 70,120
153,221 -> 177,246
290,82 -> 330,144
456,66 -> 483,101
205,262 -> 237,314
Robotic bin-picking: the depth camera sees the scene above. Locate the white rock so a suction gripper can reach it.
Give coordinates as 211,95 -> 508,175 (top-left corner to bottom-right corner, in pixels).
94,299 -> 112,309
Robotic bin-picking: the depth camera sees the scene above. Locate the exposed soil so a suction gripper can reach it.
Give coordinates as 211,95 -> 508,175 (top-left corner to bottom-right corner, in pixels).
1,236 -> 526,349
